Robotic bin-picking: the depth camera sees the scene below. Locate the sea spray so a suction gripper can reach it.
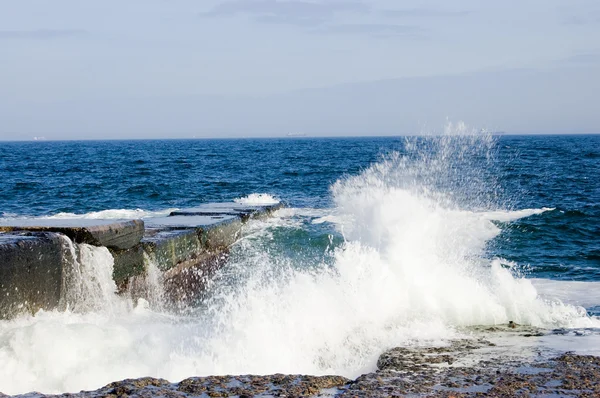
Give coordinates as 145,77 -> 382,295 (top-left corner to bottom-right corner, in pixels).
143,254 -> 166,310
0,133 -> 598,395
127,253 -> 166,312
58,235 -> 165,313
58,235 -> 121,313
235,193 -> 280,205
196,132 -> 596,378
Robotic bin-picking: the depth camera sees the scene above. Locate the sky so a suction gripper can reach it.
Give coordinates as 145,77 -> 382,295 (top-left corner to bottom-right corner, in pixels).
0,0 -> 599,139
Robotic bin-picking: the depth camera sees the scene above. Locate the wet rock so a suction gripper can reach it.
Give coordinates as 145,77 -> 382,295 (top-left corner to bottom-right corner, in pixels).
170,202 -> 284,222
0,232 -> 64,318
0,219 -> 145,250
5,374 -> 349,398
4,351 -> 600,397
110,244 -> 146,288
141,229 -> 202,272
163,250 -> 230,307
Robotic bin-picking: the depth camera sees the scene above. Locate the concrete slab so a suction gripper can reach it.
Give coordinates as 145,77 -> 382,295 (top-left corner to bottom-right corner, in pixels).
144,215 -> 242,251
0,232 -> 64,318
109,245 -> 146,288
170,202 -> 283,220
144,215 -> 236,229
142,229 -> 202,272
0,219 -> 144,250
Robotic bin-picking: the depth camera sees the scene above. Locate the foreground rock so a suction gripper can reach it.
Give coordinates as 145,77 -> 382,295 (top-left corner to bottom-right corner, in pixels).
2,375 -> 350,398
6,330 -> 600,397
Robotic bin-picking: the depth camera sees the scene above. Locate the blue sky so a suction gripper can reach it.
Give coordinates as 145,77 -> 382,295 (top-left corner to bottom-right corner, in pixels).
0,0 -> 599,139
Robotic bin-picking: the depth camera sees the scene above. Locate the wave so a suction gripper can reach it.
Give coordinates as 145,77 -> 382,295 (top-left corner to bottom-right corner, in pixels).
477,207 -> 555,222
234,193 -> 280,205
0,208 -> 178,221
1,133 -> 598,395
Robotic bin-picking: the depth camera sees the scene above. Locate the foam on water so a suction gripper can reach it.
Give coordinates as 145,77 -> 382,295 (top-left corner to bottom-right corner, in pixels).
532,279 -> 600,310
46,208 -> 178,220
234,193 -> 280,205
0,208 -> 178,221
1,133 -> 599,395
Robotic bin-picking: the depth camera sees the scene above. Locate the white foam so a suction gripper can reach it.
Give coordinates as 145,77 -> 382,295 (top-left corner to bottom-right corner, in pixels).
539,333 -> 600,357
0,208 -> 178,221
478,207 -> 555,223
234,193 -> 280,205
57,237 -> 123,313
43,208 -> 178,220
531,279 -> 600,309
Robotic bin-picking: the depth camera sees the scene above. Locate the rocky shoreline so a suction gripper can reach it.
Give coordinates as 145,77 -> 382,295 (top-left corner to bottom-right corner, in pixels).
5,326 -> 600,398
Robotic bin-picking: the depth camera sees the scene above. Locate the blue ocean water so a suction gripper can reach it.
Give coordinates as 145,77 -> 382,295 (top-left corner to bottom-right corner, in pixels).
1,135 -> 598,282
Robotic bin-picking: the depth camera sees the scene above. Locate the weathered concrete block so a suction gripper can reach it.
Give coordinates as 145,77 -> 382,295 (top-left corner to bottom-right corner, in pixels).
109,245 -> 146,288
144,215 -> 237,229
144,215 -> 243,252
163,250 -> 230,307
83,220 -> 145,250
142,229 -> 202,272
170,202 -> 283,221
0,232 -> 64,318
0,219 -> 145,250
201,219 -> 243,250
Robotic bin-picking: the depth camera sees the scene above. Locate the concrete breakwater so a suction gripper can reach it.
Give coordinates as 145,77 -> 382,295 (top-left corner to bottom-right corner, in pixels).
0,202 -> 282,319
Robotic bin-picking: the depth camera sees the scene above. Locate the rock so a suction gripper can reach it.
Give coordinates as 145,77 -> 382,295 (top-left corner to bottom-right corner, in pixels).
0,232 -> 64,318
0,219 -> 145,250
144,215 -> 242,249
163,250 -> 230,307
82,220 -> 145,249
4,349 -> 600,397
170,202 -> 283,221
0,202 -> 283,318
109,245 -> 146,288
141,229 -> 202,272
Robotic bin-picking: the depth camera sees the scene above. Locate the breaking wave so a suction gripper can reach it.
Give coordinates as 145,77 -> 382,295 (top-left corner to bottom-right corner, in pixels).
234,193 -> 280,205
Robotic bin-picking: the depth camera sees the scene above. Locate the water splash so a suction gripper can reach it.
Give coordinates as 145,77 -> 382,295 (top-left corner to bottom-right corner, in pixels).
58,235 -> 121,313
127,253 -> 166,311
234,193 -> 280,205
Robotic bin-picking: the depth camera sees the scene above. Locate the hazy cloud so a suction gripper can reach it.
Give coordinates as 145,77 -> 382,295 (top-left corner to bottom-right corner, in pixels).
560,52 -> 600,65
381,8 -> 470,18
562,15 -> 600,25
0,29 -> 87,40
315,23 -> 423,39
201,0 -> 369,26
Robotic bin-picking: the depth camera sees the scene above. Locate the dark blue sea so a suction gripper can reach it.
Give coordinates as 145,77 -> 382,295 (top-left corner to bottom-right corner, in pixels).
1,135 -> 598,281
1,134 -> 600,394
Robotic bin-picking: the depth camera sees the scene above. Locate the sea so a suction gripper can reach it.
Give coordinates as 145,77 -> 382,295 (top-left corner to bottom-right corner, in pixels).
0,132 -> 599,395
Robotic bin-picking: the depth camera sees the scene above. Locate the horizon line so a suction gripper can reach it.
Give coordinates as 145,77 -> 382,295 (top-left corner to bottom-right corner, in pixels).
1,131 -> 599,143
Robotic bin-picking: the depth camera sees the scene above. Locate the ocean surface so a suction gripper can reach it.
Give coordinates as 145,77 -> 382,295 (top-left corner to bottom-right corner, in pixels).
0,133 -> 599,394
